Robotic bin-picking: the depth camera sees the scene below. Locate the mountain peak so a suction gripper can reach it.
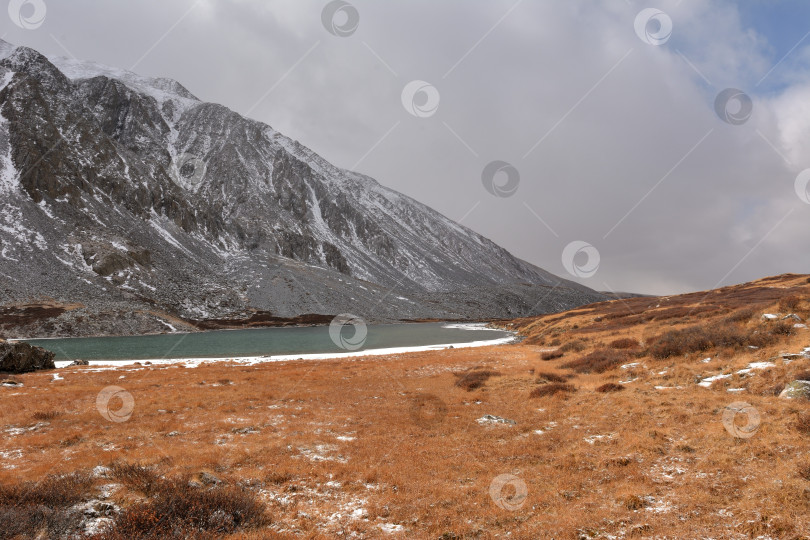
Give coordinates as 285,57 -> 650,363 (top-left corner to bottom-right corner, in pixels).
0,40 -> 605,337
46,54 -> 200,107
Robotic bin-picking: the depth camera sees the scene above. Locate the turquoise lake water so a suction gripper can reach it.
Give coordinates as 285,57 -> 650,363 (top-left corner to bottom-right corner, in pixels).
23,322 -> 512,362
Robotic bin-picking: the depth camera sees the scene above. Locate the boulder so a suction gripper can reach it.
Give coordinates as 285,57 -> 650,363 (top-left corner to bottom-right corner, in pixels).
70,358 -> 90,366
0,342 -> 56,373
476,414 -> 516,426
198,471 -> 223,486
779,380 -> 810,400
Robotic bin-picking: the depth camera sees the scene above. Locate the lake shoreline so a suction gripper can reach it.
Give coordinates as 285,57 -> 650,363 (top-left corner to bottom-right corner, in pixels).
24,322 -> 518,367
52,329 -> 517,368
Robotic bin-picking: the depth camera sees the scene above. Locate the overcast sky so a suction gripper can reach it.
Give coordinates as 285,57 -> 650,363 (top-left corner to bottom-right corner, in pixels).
5,0 -> 810,295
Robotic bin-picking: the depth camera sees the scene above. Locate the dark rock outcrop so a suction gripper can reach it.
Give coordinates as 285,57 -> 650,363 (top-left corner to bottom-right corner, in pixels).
0,341 -> 56,373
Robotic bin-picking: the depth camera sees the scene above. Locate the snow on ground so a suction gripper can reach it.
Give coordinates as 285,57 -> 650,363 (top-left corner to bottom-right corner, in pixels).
584,433 -> 617,445
698,373 -> 732,388
737,361 -> 776,375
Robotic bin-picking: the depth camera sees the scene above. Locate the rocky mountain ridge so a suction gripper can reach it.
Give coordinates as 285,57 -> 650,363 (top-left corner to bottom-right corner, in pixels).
0,40 -> 605,337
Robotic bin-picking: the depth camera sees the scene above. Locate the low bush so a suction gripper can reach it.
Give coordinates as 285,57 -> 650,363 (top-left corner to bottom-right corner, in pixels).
798,463 -> 810,481
624,495 -> 646,510
794,371 -> 810,381
265,472 -> 294,485
724,308 -> 756,323
0,472 -> 94,539
109,461 -> 162,496
771,322 -> 795,336
647,323 -> 783,359
609,338 -> 639,349
535,371 -> 569,384
559,339 -> 587,353
0,472 -> 93,508
562,349 -> 627,374
32,410 -> 62,421
454,369 -> 501,391
529,383 -> 576,398
541,350 -> 564,361
779,295 -> 802,312
98,478 -> 268,539
596,383 -> 625,393
795,413 -> 810,435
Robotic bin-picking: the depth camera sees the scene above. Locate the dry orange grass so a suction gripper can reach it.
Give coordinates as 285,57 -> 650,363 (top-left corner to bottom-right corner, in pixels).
1,273 -> 810,538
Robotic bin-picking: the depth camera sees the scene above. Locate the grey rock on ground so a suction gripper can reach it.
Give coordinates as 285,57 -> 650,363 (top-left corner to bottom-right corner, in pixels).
779,380 -> 810,399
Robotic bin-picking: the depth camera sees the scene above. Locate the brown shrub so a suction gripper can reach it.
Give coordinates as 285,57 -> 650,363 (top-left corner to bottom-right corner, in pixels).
0,472 -> 93,507
771,322 -> 794,336
454,369 -> 501,391
541,350 -> 564,361
596,383 -> 625,393
779,295 -> 802,312
798,463 -> 810,481
265,472 -> 294,485
795,413 -> 810,435
724,308 -> 756,323
559,339 -> 587,353
109,461 -> 162,496
32,410 -> 62,421
529,383 -> 576,398
99,479 -> 268,539
794,371 -> 810,381
562,349 -> 627,374
624,494 -> 646,510
535,371 -> 569,384
609,338 -> 639,349
0,472 -> 94,539
647,323 -> 782,359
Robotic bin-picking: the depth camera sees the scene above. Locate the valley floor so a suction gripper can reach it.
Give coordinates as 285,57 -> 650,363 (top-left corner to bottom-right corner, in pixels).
2,274 -> 810,538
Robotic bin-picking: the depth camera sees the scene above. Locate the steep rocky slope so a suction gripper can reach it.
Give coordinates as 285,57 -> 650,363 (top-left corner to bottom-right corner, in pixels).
0,40 -> 604,337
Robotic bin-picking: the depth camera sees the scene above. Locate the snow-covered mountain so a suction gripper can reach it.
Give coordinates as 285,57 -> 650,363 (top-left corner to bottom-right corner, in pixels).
0,40 -> 604,336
